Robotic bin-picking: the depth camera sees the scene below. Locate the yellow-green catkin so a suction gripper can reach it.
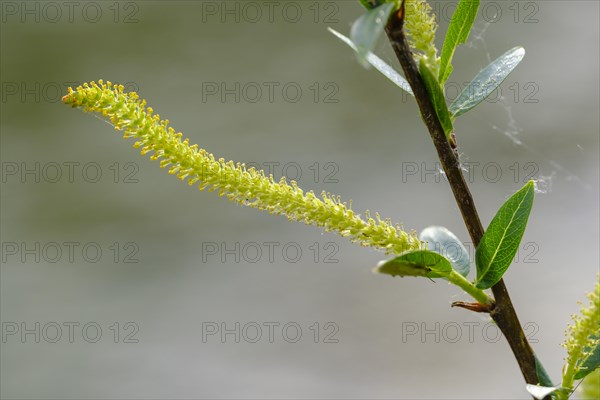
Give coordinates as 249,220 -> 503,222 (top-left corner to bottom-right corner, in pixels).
404,0 -> 440,75
559,277 -> 600,398
62,81 -> 422,255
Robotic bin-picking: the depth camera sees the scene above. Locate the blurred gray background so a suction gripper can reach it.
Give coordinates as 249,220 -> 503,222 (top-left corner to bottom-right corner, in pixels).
1,1 -> 598,398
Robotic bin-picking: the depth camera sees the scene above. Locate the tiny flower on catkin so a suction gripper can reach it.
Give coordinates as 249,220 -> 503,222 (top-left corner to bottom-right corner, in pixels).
62,81 -> 422,255
560,277 -> 600,395
404,0 -> 440,75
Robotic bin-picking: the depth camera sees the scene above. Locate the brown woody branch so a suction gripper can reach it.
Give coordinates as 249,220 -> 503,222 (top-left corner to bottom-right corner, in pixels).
384,3 -> 540,390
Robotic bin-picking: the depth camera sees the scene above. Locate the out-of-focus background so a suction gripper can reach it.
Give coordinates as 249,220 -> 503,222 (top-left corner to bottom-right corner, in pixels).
1,1 -> 598,398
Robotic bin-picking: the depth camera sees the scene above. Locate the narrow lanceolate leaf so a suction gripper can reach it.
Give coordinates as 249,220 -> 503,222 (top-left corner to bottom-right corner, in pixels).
419,226 -> 470,277
350,2 -> 396,67
419,60 -> 453,138
475,181 -> 535,289
328,28 -> 413,95
439,0 -> 480,83
375,249 -> 452,279
450,47 -> 525,118
535,354 -> 555,388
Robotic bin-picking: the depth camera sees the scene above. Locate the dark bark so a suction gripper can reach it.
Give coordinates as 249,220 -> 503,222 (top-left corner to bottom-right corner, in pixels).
384,4 -> 539,389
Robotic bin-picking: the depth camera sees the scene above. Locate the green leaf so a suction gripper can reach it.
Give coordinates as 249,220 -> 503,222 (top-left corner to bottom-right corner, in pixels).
439,0 -> 480,84
449,47 -> 526,118
328,28 -> 413,96
574,336 -> 600,380
419,60 -> 453,138
475,181 -> 535,289
419,226 -> 470,277
535,354 -> 555,388
350,2 -> 396,67
374,249 -> 452,279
